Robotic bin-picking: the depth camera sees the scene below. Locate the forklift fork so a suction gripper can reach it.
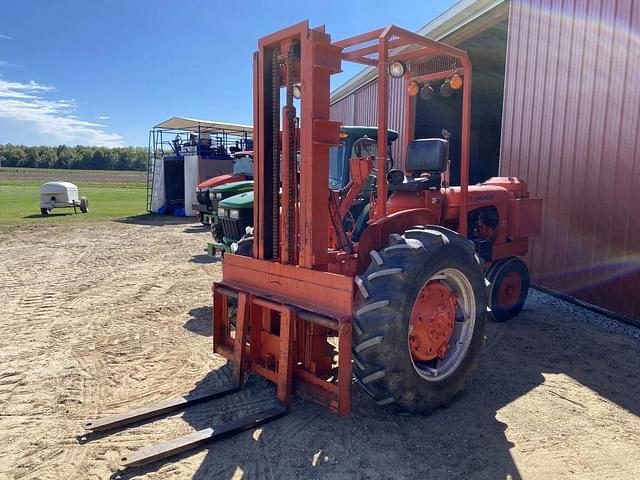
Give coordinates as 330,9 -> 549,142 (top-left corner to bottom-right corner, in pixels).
81,302 -> 291,470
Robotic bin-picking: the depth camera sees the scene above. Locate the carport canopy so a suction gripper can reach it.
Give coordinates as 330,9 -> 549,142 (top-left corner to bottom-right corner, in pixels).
153,117 -> 252,136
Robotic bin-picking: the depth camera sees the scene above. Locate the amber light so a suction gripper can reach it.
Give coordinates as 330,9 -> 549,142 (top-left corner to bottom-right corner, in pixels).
339,132 -> 349,139
407,80 -> 420,97
450,73 -> 463,90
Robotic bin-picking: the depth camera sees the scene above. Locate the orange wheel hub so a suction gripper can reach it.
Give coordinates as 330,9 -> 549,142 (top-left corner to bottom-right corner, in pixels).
409,282 -> 458,361
497,271 -> 521,309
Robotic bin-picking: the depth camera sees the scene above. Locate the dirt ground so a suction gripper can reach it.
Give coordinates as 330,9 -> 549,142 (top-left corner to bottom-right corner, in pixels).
0,168 -> 146,184
1,219 -> 638,480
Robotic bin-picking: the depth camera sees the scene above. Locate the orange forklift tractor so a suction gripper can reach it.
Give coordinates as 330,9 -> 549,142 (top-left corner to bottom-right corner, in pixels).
214,20 -> 542,417
82,22 -> 542,468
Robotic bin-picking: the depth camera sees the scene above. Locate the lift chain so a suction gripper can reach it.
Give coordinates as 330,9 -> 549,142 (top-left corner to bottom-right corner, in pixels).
285,47 -> 297,264
271,48 -> 280,259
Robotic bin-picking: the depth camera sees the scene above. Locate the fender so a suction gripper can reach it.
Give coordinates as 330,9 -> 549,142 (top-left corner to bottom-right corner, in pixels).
356,208 -> 438,273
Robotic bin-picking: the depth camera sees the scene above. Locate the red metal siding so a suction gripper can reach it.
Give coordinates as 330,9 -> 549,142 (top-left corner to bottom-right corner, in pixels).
331,77 -> 407,169
501,0 -> 640,319
353,81 -> 378,126
330,94 -> 355,125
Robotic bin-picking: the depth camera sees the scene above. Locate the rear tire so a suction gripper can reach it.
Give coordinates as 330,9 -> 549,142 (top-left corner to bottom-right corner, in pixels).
80,197 -> 89,214
40,208 -> 49,216
486,257 -> 529,321
352,226 -> 487,413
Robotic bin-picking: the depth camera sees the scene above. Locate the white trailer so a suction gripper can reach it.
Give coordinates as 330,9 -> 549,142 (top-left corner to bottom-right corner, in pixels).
39,181 -> 88,215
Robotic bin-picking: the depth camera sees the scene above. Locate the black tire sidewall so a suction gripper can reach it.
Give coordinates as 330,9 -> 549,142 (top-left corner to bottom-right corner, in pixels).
489,257 -> 529,321
385,249 -> 486,409
354,231 -> 488,412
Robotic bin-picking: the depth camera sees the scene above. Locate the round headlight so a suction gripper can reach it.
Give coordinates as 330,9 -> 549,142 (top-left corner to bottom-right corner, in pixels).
216,192 -> 222,199
440,80 -> 453,97
388,61 -> 407,78
217,207 -> 225,218
419,83 -> 434,100
229,209 -> 240,220
293,84 -> 302,99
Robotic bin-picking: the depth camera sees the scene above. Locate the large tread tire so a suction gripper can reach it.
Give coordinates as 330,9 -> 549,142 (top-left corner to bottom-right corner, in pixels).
486,257 -> 529,322
352,226 -> 488,413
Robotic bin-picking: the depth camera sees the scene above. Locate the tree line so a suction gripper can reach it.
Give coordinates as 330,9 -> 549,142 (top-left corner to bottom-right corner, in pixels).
0,145 -> 148,171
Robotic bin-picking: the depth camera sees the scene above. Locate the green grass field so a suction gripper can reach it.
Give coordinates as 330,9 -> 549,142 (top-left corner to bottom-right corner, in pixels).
0,168 -> 149,227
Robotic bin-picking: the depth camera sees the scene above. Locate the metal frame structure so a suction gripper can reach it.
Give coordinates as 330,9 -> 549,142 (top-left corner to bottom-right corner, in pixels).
146,117 -> 253,212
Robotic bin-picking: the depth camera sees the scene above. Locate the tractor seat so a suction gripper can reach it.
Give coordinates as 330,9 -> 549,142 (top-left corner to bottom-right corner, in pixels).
389,138 -> 449,191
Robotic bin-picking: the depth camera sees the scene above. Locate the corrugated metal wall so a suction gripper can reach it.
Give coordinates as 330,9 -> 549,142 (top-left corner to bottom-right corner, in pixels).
501,0 -> 640,319
331,77 -> 407,169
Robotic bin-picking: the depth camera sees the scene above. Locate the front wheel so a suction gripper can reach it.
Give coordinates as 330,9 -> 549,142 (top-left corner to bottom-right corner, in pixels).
80,197 -> 89,214
352,226 -> 488,413
486,257 -> 529,321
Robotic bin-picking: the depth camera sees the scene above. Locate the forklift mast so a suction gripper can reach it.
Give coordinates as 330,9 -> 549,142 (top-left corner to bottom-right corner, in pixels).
253,22 -> 343,268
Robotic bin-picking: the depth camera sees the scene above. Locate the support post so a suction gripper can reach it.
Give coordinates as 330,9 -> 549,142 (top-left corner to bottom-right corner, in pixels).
374,33 -> 389,221
459,56 -> 472,237
337,320 -> 352,416
232,292 -> 250,387
277,307 -> 295,408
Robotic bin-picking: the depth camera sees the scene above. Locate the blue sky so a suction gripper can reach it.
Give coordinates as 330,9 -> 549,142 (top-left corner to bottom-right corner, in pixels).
0,0 -> 458,147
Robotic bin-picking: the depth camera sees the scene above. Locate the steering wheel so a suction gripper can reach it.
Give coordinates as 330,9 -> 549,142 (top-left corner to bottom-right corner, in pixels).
352,136 -> 378,158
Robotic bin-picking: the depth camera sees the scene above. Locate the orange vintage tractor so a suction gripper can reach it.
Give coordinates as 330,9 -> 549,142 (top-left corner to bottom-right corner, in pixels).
214,20 -> 542,414
82,22 -> 542,468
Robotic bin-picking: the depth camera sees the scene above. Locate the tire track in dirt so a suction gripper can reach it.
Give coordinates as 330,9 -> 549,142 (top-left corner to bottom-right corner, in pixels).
2,221 -> 639,479
0,221 -> 219,479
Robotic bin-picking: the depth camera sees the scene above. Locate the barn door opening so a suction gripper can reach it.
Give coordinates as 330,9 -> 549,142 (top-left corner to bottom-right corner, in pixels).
414,13 -> 509,186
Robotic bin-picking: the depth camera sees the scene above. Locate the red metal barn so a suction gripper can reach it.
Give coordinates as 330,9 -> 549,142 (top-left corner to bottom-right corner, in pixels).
331,0 -> 640,321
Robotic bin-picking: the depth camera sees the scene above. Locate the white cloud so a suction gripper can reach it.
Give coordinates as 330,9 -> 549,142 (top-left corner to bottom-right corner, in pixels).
0,34 -> 11,40
0,60 -> 21,68
95,115 -> 111,120
0,78 -> 124,146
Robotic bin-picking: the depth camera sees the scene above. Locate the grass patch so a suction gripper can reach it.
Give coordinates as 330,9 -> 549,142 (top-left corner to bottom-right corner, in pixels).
0,169 -> 149,227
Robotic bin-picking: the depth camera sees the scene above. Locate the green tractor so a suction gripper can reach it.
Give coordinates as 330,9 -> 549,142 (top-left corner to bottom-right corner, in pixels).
208,183 -> 254,256
208,126 -> 398,256
193,151 -> 253,225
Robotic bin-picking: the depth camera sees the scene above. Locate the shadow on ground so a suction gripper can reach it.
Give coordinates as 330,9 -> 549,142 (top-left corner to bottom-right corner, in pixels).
114,214 -> 195,226
190,254 -> 219,264
113,293 -> 640,479
23,212 -> 75,218
184,306 -> 213,337
184,225 -> 210,234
